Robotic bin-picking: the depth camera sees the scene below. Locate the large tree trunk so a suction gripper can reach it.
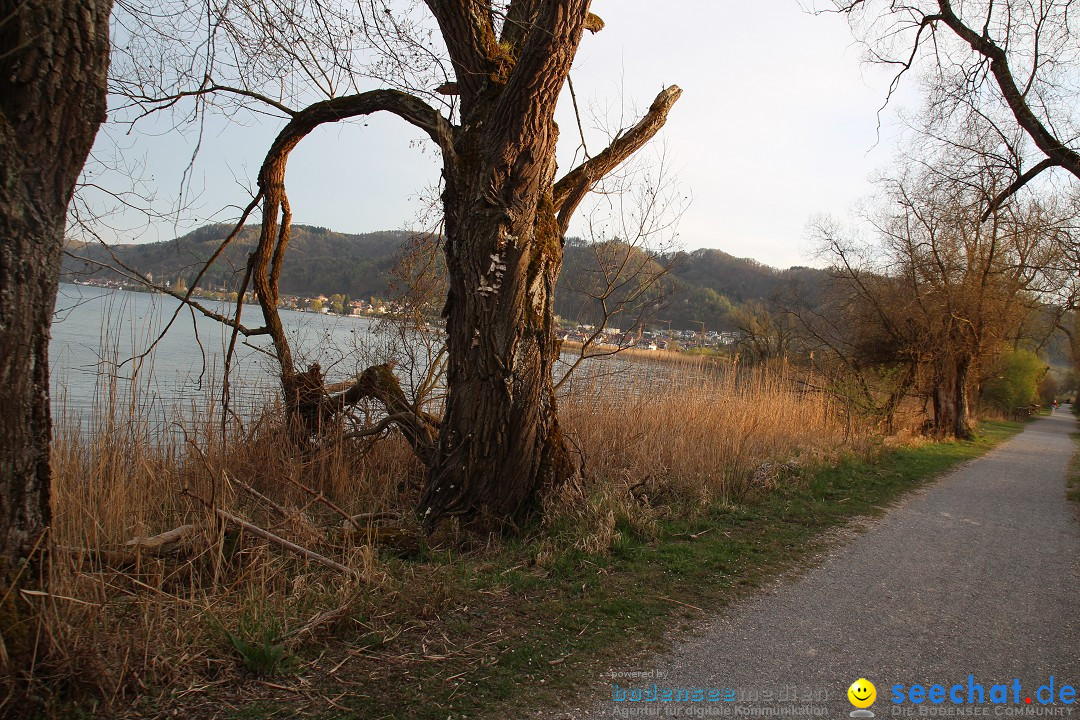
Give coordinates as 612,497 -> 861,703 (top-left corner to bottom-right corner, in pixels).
412,2 -> 680,530
420,178 -> 573,528
412,0 -> 592,530
953,356 -> 973,439
930,356 -> 974,440
0,0 -> 112,629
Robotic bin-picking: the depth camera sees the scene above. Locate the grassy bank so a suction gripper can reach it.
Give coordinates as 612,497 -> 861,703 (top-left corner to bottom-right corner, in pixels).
11,359 -> 1021,719
316,420 -> 1021,720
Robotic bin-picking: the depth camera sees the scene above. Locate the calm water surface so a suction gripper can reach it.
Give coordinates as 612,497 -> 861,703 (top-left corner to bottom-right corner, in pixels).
49,284 -> 718,425
50,284 -> 384,422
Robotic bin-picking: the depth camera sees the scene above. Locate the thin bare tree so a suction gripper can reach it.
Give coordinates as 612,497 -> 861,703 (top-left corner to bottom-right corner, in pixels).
830,0 -> 1080,216
555,155 -> 684,387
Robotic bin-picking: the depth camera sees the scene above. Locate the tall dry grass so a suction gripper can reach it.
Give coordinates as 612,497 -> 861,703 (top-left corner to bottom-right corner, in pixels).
542,357 -> 862,554
564,359 -> 853,502
28,359 -> 425,715
12,352 -> 867,716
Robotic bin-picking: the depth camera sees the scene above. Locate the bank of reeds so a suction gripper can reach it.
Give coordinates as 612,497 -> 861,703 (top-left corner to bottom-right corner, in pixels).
11,356 -> 863,717
546,358 -> 859,555
565,360 -> 852,501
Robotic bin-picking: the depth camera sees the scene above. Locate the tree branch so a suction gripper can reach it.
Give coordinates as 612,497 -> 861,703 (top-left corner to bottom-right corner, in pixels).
423,0 -> 498,104
335,364 -> 439,465
119,83 -> 298,121
248,89 -> 454,410
980,157 -> 1057,221
935,0 -> 1080,182
69,246 -> 268,337
552,85 -> 683,233
263,89 -> 453,161
184,489 -> 353,575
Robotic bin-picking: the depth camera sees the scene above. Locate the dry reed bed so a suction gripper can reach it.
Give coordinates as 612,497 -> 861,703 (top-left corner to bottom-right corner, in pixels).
40,389 -> 424,714
18,358 -> 860,716
562,361 -> 853,502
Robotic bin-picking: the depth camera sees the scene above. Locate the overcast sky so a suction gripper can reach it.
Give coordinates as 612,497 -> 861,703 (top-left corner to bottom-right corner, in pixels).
93,1 -> 913,270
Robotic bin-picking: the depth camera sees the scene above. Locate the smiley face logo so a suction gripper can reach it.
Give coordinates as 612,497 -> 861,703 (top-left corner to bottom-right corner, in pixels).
848,678 -> 877,709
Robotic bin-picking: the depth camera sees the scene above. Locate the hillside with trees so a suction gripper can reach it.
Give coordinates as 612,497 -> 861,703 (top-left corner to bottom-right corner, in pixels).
63,224 -> 405,302
63,224 -> 830,331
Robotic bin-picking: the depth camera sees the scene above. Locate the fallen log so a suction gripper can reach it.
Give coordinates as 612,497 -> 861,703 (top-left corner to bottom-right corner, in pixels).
338,511 -> 403,530
57,544 -> 146,568
338,524 -> 421,555
182,487 -> 355,575
226,473 -> 292,519
123,524 -> 199,554
216,509 -> 353,575
58,523 -> 204,569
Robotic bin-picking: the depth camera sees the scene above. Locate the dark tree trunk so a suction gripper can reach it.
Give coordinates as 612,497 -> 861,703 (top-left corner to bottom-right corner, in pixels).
953,356 -> 973,439
0,0 -> 112,612
882,363 -> 916,435
400,0 -> 592,530
420,174 -> 572,527
931,356 -> 973,440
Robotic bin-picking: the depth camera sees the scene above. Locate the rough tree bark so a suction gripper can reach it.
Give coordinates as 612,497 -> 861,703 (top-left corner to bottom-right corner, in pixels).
0,0 -> 112,639
931,356 -> 973,440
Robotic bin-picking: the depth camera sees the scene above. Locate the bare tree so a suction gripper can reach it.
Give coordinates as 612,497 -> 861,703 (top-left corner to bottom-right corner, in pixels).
783,256 -> 919,433
814,157 -> 1064,438
0,0 -> 113,659
555,157 -> 683,386
831,0 -> 1080,215
106,1 -> 681,530
378,223 -> 449,411
337,221 -> 449,452
730,300 -> 795,365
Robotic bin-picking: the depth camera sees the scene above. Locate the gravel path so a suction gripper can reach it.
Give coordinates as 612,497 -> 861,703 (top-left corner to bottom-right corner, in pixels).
548,411 -> 1080,719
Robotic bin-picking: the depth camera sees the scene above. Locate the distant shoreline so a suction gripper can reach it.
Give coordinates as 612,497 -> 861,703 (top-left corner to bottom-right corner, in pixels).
560,339 -> 724,365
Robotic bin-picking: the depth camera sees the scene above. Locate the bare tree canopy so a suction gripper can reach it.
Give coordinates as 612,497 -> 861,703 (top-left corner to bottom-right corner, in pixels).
831,0 -> 1080,215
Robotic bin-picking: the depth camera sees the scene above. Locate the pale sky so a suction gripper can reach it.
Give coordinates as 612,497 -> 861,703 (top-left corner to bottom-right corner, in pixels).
89,1 -> 912,270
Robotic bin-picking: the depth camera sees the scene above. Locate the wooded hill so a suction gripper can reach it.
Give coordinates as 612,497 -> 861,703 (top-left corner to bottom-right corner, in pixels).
62,224 -> 829,331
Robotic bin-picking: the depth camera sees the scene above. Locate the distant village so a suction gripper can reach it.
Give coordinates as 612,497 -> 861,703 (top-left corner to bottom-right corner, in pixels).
558,325 -> 739,352
69,274 -> 742,352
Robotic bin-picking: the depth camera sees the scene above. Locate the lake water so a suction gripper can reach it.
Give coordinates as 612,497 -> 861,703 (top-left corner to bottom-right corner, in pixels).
49,284 -> 718,426
50,283 -> 393,422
